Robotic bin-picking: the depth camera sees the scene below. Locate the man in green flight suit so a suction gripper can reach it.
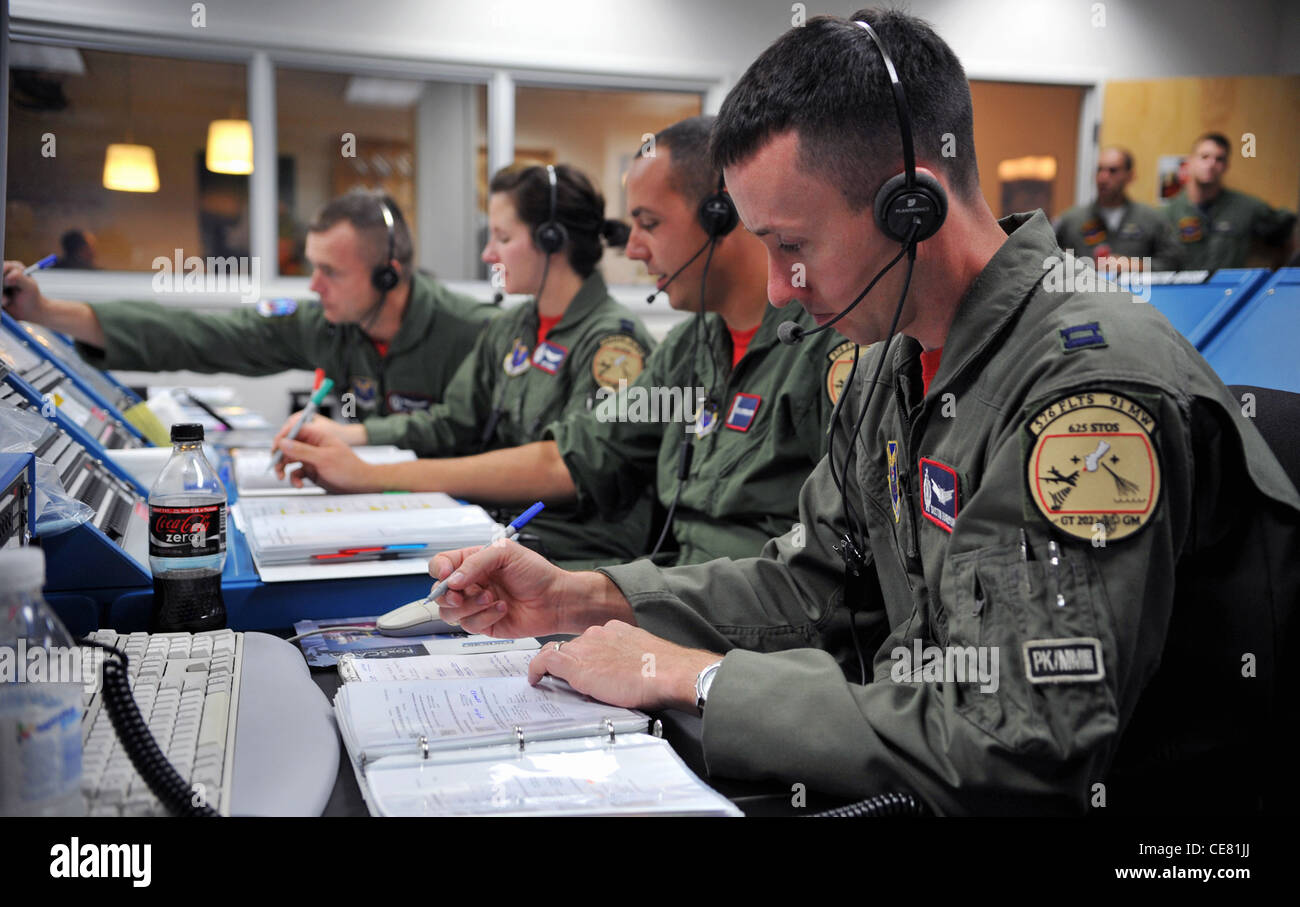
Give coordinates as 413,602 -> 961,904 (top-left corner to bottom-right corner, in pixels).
272,117 -> 846,566
1054,147 -> 1182,271
426,11 -> 1299,815
2,191 -> 496,422
279,163 -> 660,567
1163,133 -> 1296,270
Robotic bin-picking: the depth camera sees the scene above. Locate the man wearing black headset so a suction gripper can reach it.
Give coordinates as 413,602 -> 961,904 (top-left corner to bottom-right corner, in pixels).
3,191 -> 496,423
271,117 -> 846,566
426,10 -> 1299,815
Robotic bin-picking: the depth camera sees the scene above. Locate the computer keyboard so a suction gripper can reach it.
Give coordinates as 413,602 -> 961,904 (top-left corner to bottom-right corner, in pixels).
79,629 -> 339,816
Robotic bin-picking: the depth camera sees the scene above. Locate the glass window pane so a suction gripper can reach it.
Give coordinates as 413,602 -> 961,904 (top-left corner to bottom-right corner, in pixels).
6,46 -> 249,271
512,86 -> 703,285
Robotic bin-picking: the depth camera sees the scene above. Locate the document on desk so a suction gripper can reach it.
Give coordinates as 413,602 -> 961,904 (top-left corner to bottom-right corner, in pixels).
234,491 -> 499,569
232,445 -> 416,496
338,648 -> 539,683
335,677 -> 741,816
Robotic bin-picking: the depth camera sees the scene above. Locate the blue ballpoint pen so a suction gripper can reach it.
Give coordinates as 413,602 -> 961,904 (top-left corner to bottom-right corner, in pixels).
3,254 -> 57,299
422,501 -> 545,604
374,502 -> 547,636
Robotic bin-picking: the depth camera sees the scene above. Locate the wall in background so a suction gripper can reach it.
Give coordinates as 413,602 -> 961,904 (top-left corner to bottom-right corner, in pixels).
12,0 -> 1297,84
1101,75 -> 1300,211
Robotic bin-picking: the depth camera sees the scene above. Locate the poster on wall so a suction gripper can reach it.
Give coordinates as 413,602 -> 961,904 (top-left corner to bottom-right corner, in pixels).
1156,155 -> 1186,202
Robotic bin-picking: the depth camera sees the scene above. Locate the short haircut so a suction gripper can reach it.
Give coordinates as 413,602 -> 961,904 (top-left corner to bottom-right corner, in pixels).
1193,132 -> 1231,154
308,190 -> 414,279
711,8 -> 980,210
1101,146 -> 1134,171
489,163 -> 628,278
641,115 -> 718,209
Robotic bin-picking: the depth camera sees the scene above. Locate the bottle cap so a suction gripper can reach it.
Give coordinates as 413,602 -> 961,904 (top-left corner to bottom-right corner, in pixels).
0,547 -> 45,590
171,422 -> 205,442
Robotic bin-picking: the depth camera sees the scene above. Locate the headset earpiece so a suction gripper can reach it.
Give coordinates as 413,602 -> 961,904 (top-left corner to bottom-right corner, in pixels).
697,188 -> 739,239
533,164 -> 569,255
873,170 -> 947,244
371,197 -> 400,292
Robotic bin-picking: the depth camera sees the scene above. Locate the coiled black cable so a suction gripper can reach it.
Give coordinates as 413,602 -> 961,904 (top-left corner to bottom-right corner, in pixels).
80,638 -> 219,817
809,791 -> 929,817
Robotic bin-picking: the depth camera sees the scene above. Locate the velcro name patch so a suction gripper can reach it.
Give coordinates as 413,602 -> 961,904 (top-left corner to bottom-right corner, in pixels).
1022,637 -> 1105,684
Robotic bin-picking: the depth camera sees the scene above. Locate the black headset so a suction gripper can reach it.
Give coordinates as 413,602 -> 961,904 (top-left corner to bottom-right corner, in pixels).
533,164 -> 569,255
645,174 -> 738,304
371,196 -> 400,292
646,173 -> 739,558
697,175 -> 739,238
858,19 -> 948,244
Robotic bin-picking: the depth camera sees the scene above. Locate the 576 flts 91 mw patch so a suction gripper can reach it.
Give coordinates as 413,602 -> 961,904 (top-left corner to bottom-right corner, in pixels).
1025,391 -> 1161,543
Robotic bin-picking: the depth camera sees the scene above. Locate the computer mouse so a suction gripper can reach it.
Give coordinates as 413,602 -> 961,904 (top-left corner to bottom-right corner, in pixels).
375,599 -> 459,637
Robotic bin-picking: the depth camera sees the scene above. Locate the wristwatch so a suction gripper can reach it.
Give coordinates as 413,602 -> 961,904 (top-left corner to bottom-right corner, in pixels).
694,660 -> 724,716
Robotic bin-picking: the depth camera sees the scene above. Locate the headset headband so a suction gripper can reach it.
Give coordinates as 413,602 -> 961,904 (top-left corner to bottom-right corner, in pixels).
854,20 -> 916,190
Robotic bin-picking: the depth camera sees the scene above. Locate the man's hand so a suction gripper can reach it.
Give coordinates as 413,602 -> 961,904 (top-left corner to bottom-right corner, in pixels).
527,622 -> 723,713
273,422 -> 378,492
432,539 -> 634,638
2,260 -> 46,319
272,409 -> 367,450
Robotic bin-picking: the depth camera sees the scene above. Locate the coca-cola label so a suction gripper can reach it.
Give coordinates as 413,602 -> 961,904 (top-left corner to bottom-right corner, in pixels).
148,504 -> 226,558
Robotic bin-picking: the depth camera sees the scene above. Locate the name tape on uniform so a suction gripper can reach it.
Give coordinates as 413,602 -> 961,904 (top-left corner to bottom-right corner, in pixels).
1022,637 -> 1105,684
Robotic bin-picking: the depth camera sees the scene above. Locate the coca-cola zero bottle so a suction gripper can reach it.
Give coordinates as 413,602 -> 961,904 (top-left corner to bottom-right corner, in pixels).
148,423 -> 227,631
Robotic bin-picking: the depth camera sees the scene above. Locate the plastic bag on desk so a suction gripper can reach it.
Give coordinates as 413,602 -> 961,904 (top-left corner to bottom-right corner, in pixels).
0,404 -> 95,535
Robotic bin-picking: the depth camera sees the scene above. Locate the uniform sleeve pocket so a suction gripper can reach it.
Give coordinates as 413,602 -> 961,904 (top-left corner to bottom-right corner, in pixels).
946,542 -> 1119,758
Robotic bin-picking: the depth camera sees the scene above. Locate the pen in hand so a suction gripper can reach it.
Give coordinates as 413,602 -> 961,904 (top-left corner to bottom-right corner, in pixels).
424,501 -> 546,604
3,254 -> 57,299
268,377 -> 334,472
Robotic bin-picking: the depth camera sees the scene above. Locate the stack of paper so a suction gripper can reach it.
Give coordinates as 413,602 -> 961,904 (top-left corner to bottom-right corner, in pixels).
335,675 -> 742,816
232,445 -> 417,496
236,491 -> 499,567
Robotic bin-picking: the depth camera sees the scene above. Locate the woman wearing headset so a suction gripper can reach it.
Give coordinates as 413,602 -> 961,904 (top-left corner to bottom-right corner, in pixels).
276,163 -> 659,567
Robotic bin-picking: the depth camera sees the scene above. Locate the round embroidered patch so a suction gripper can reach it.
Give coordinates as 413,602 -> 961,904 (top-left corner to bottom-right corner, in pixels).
591,334 -> 646,390
826,340 -> 860,405
1025,391 -> 1161,543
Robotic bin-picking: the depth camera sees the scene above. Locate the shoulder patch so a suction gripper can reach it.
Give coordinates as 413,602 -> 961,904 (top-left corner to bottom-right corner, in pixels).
1024,391 -> 1161,544
591,333 -> 646,390
256,297 -> 296,317
825,340 -> 861,405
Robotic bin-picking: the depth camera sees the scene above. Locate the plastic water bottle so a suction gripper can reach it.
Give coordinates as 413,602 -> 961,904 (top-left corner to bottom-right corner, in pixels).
0,547 -> 86,816
148,423 -> 227,631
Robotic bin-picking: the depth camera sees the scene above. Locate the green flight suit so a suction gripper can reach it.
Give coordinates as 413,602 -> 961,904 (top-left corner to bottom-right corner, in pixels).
1163,187 -> 1296,271
1054,199 -> 1183,270
364,271 -> 659,568
600,212 -> 1300,815
547,301 -> 847,564
75,272 -> 496,419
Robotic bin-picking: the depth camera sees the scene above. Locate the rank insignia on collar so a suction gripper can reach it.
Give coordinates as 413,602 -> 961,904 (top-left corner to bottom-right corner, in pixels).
1024,390 -> 1161,544
724,392 -> 762,432
826,340 -> 860,405
887,440 -> 901,523
532,340 -> 568,375
503,338 -> 531,376
1177,215 -> 1203,243
919,457 -> 958,532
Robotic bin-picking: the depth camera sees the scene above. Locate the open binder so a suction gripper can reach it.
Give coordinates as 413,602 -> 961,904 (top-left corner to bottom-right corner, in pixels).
334,675 -> 741,817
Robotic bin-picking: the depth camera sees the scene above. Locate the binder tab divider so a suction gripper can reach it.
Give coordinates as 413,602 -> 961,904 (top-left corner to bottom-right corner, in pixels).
419,734 -> 429,760
515,725 -> 525,750
604,718 -> 616,743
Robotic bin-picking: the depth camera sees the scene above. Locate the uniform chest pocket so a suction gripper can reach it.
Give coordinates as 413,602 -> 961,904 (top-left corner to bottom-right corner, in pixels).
938,541 -> 1117,756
